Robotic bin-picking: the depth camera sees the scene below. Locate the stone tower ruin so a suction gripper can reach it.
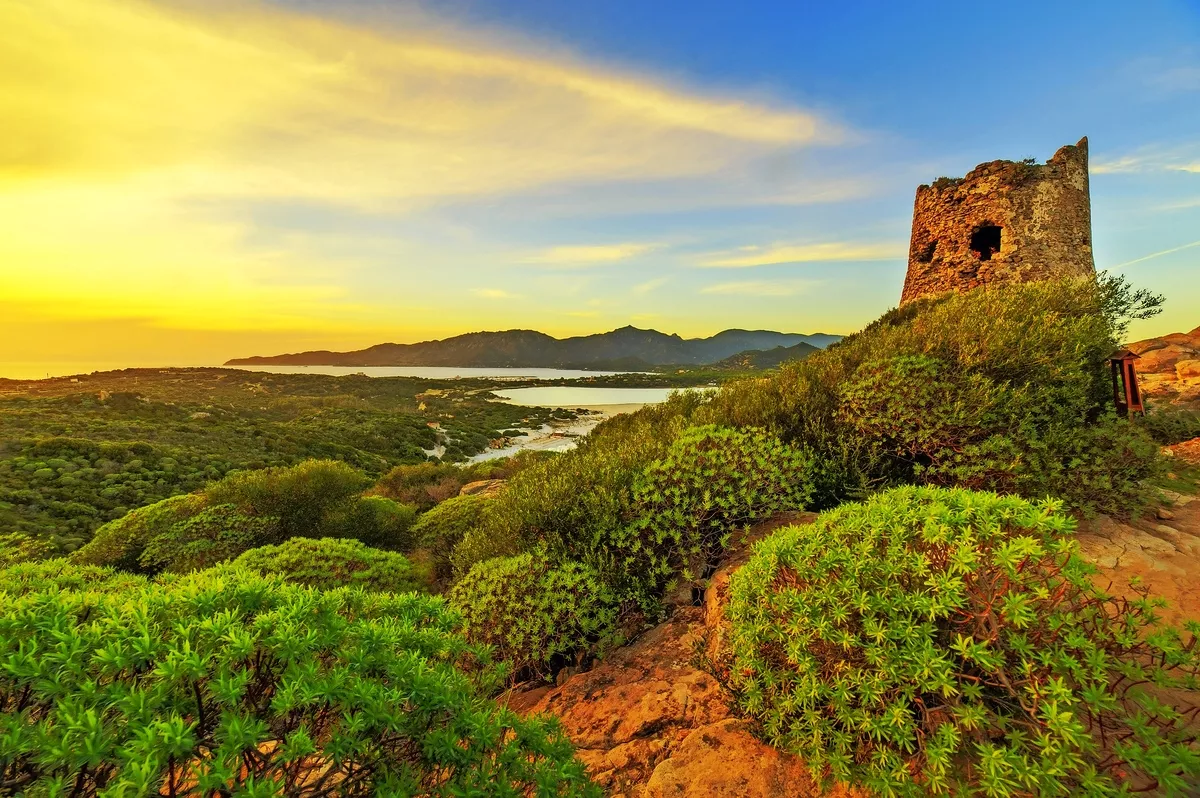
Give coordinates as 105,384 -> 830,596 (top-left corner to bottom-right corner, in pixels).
900,137 -> 1095,304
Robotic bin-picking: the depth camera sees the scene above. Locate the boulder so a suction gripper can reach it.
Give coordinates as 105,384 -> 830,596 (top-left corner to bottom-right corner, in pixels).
1177,360 -> 1200,380
458,479 -> 505,498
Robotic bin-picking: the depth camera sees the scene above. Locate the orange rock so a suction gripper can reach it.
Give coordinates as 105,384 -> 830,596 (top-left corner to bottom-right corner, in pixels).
1177,360 -> 1200,380
643,719 -> 864,798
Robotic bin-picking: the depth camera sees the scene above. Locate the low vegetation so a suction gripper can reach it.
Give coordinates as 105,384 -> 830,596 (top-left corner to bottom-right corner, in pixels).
0,369 -> 563,553
450,553 -> 618,680
1,274 -> 1196,795
0,567 -> 598,795
231,537 -> 432,593
728,486 -> 1200,796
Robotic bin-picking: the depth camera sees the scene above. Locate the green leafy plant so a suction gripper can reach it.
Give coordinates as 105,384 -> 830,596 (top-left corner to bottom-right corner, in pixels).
728,486 -> 1200,796
410,493 -> 489,583
205,459 -> 370,540
70,493 -> 204,572
611,425 -> 816,608
0,558 -> 148,596
231,537 -> 431,593
696,275 -> 1166,517
0,567 -> 598,796
0,532 -> 51,569
140,503 -> 280,573
1138,405 -> 1200,446
449,552 -> 619,681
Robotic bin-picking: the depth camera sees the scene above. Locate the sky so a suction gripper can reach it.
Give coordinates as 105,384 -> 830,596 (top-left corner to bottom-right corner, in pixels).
1,0 -> 1198,371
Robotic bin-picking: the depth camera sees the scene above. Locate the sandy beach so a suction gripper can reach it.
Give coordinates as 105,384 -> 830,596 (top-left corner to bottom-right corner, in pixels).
468,402 -> 649,462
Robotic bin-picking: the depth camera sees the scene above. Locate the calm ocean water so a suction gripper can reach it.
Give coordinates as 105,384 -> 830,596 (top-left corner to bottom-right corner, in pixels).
0,362 -> 633,381
493,386 -> 677,407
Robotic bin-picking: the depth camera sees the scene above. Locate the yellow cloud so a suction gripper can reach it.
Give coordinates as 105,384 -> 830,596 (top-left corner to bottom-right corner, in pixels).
527,242 -> 659,265
0,0 -> 843,361
473,288 -> 521,300
701,241 -> 905,267
1,0 -> 835,208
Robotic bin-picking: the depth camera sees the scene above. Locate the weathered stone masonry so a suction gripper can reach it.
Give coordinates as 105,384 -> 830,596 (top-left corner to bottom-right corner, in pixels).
900,137 -> 1096,304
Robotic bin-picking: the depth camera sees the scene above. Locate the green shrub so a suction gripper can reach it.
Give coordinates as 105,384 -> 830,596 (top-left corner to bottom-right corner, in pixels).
449,553 -> 618,681
331,495 -> 419,550
611,425 -> 816,607
1138,404 -> 1200,445
231,537 -> 431,593
70,493 -> 204,571
411,493 -> 488,583
838,356 -> 1164,514
0,532 -> 51,568
139,503 -> 280,573
696,276 -> 1166,516
0,558 -> 147,596
728,486 -> 1200,796
0,567 -> 598,795
470,392 -> 701,573
205,458 -> 369,539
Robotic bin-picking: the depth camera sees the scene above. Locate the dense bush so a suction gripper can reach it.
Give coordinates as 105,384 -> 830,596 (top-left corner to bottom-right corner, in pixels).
611,425 -> 816,607
0,567 -> 598,796
410,493 -> 489,583
372,452 -> 548,511
696,276 -> 1166,516
331,494 -> 419,550
466,393 -> 703,576
0,558 -> 147,596
837,355 -> 1164,513
71,461 -> 419,574
70,493 -> 204,571
0,532 -> 50,569
449,553 -> 618,680
205,459 -> 370,539
1139,404 -> 1200,445
728,486 -> 1200,796
232,537 -> 431,593
140,503 -> 280,573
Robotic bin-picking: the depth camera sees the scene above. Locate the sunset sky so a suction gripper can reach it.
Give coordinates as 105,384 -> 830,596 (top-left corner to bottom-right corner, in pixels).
2,0 -> 1198,372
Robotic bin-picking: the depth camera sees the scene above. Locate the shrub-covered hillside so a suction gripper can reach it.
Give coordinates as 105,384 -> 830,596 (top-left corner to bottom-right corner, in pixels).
2,275 -> 1197,796
0,368 -> 564,553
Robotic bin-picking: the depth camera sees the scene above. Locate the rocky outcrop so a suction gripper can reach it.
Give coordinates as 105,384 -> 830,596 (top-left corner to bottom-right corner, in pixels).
1128,325 -> 1200,408
513,487 -> 1200,797
1167,437 -> 1200,466
1076,486 -> 1200,626
458,479 -> 506,498
505,512 -> 861,798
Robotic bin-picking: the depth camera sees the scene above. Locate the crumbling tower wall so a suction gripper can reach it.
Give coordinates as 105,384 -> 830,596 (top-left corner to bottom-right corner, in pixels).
900,137 -> 1095,304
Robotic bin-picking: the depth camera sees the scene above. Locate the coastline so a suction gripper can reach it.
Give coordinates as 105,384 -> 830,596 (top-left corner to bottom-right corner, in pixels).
469,403 -> 649,462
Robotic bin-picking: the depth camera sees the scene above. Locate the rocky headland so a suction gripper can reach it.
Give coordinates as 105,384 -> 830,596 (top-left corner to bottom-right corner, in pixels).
1130,325 -> 1200,409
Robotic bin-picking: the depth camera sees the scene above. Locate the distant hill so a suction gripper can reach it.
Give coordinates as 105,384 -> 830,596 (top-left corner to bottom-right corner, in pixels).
225,326 -> 841,369
711,341 -> 820,370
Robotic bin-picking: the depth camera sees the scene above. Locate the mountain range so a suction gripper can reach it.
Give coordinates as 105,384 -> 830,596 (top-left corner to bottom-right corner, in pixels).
225,326 -> 841,369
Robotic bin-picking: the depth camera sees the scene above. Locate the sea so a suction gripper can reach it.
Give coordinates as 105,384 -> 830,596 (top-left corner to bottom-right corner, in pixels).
0,362 -> 675,408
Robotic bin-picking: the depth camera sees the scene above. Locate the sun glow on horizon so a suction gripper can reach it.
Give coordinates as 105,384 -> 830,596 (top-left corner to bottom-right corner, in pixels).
0,0 -> 851,365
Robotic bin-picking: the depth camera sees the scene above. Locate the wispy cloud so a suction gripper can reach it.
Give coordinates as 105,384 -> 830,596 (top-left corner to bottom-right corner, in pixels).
700,241 -> 905,268
472,288 -> 520,300
1092,145 -> 1200,175
700,279 -> 820,297
632,276 -> 670,295
1,0 -> 842,211
1110,239 -> 1200,269
526,243 -> 659,266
